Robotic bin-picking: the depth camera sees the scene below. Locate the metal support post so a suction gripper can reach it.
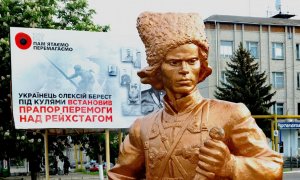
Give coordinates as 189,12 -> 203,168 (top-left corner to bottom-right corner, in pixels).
43,130 -> 49,180
274,114 -> 278,152
105,129 -> 111,171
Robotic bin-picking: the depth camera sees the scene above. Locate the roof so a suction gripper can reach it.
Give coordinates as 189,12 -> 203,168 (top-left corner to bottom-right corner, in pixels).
205,15 -> 300,27
272,13 -> 295,19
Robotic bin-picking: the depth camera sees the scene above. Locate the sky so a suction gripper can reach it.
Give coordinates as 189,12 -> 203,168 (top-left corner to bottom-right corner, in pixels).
88,0 -> 300,35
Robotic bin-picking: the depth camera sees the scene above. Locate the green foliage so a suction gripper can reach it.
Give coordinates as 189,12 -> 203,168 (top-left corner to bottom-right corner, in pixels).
0,0 -> 109,169
82,171 -> 100,175
56,0 -> 109,32
215,42 -> 276,137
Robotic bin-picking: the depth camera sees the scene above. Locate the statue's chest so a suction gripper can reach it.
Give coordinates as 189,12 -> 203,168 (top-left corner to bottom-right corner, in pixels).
144,111 -> 210,179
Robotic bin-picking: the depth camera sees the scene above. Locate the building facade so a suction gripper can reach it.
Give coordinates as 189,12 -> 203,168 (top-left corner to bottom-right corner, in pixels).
203,15 -> 300,158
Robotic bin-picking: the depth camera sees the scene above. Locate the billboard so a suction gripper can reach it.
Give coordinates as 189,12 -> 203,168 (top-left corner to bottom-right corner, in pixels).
10,27 -> 164,129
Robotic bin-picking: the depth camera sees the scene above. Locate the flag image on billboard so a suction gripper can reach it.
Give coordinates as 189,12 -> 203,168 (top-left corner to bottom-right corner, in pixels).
10,27 -> 157,129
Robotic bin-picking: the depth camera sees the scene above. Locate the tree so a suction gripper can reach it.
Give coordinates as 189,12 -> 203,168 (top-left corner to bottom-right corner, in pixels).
77,132 -> 120,164
214,43 -> 276,137
0,0 -> 109,177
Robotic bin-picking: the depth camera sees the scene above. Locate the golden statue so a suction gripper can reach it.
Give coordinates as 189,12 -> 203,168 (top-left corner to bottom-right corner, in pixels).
108,12 -> 283,180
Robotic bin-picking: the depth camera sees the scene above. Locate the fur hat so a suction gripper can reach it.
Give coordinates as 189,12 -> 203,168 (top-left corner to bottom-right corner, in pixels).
136,12 -> 212,89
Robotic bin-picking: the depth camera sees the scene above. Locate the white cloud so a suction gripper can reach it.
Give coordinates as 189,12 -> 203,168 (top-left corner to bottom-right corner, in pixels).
88,0 -> 300,34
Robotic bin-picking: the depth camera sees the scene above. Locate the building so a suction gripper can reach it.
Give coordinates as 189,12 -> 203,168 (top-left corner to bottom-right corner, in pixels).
203,14 -> 300,159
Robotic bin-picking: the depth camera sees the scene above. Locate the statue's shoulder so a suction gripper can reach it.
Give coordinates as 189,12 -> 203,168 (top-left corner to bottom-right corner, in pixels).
129,109 -> 163,142
139,109 -> 163,125
130,109 -> 162,129
208,99 -> 251,122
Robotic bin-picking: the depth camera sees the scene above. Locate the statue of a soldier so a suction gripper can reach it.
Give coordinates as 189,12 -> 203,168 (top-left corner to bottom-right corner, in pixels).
108,12 -> 283,180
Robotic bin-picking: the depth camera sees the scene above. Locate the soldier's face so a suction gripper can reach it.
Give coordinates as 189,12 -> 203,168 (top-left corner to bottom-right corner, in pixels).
161,44 -> 200,99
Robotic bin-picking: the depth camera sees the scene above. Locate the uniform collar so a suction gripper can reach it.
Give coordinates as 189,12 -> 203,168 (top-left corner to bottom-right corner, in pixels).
163,89 -> 203,115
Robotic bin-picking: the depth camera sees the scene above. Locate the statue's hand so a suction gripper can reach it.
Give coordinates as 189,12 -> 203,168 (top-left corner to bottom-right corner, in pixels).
196,127 -> 234,178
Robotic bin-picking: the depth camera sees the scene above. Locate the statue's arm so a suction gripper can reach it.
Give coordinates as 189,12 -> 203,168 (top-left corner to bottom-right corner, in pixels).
68,73 -> 78,79
228,103 -> 283,180
108,119 -> 145,180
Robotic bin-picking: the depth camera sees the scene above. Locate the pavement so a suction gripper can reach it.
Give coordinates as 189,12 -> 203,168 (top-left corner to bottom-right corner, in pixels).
283,168 -> 300,180
1,170 -> 299,180
0,172 -> 107,180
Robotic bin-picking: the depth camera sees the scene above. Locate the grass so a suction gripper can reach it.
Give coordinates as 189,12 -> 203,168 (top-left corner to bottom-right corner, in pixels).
74,168 -> 86,173
75,169 -> 108,176
283,168 -> 298,172
81,171 -> 99,175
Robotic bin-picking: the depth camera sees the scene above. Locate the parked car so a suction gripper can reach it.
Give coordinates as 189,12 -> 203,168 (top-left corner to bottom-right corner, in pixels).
70,161 -> 86,169
84,160 -> 97,170
103,162 -> 114,169
89,163 -> 99,172
84,162 -> 90,170
70,161 -> 76,169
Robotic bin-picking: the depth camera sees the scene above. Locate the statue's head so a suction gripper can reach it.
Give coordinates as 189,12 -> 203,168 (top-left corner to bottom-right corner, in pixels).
74,64 -> 82,71
136,12 -> 212,90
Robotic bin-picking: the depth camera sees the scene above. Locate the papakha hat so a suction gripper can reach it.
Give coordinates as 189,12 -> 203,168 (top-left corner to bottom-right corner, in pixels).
136,12 -> 212,88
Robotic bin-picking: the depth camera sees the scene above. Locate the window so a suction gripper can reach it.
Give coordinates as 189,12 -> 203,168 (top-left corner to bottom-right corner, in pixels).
246,41 -> 259,59
220,41 -> 233,58
272,72 -> 284,89
221,71 -> 228,84
272,42 -> 284,60
296,44 -> 300,60
297,72 -> 300,89
288,26 -> 293,39
273,103 -> 284,115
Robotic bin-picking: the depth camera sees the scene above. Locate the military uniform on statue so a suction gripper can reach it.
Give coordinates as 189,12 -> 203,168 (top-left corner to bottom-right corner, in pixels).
108,12 -> 283,180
